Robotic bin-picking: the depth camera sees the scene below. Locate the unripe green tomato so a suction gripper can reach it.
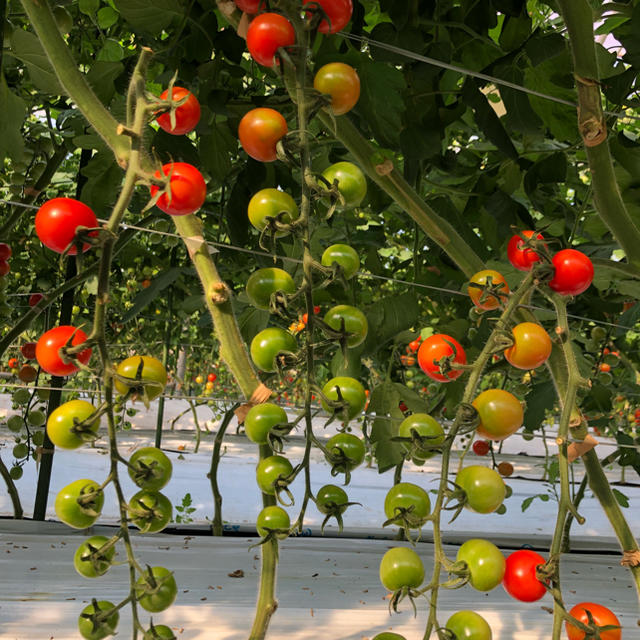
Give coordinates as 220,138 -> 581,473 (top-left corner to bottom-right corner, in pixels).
256,505 -> 290,538
246,267 -> 296,309
384,482 -> 431,526
321,161 -> 367,209
321,376 -> 366,420
250,327 -> 297,372
78,600 -> 119,640
323,304 -> 368,347
248,188 -> 299,236
12,388 -> 31,405
7,415 -> 23,432
316,484 -> 348,515
325,432 -> 365,472
445,610 -> 492,640
9,465 -> 23,480
456,538 -> 506,591
398,413 -> 444,461
143,625 -> 177,640
27,409 -> 46,427
135,566 -> 177,612
371,635 -> 407,640
114,355 -> 167,401
128,490 -> 173,533
128,447 -> 173,490
12,443 -> 28,459
47,400 -> 100,449
55,479 -> 104,529
455,465 -> 506,514
321,244 -> 360,279
255,455 -> 293,495
379,546 -> 424,591
73,535 -> 115,578
245,403 -> 287,444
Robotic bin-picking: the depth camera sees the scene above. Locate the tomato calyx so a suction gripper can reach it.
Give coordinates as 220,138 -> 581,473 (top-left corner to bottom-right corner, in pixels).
75,535 -> 118,577
382,502 -> 430,533
74,483 -> 105,518
392,427 -> 445,460
468,273 -> 510,310
127,491 -> 172,533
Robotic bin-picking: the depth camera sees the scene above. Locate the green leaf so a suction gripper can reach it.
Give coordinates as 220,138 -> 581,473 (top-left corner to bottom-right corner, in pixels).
394,382 -> 428,414
368,382 -> 404,473
97,7 -> 120,29
97,38 -> 124,62
86,61 -> 124,105
80,150 -> 124,214
199,122 -> 237,186
523,381 -> 555,431
236,306 -> 269,345
113,0 -> 183,35
499,11 -> 532,51
612,488 -> 629,509
0,77 -> 26,164
9,29 -> 62,95
79,0 -> 100,15
122,268 -> 184,323
363,292 -> 419,353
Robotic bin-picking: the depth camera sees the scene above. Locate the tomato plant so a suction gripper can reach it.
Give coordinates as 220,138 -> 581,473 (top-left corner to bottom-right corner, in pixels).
114,355 -> 167,401
78,600 -> 119,640
548,249 -> 594,296
397,413 -> 444,461
417,334 -> 466,382
247,188 -> 299,235
36,326 -> 92,377
507,230 -> 544,271
384,482 -> 431,527
247,13 -> 295,67
256,505 -> 290,538
54,478 -> 104,529
321,243 -> 360,278
73,536 -> 115,579
504,322 -> 552,370
245,403 -> 288,444
323,304 -> 368,347
156,86 -> 201,135
456,538 -> 506,592
150,162 -> 206,215
566,602 -> 621,640
305,0 -> 353,33
47,399 -> 100,449
445,610 -> 492,640
455,465 -> 506,514
256,455 -> 294,495
250,327 -> 297,372
468,269 -> 509,310
35,198 -> 98,254
128,490 -> 173,533
321,161 -> 367,209
320,376 -> 366,420
325,432 -> 365,473
472,389 -> 523,441
135,566 -> 178,612
246,267 -> 296,309
379,547 -> 424,591
238,107 -> 288,162
128,447 -> 173,490
313,62 -> 360,115
502,549 -> 547,602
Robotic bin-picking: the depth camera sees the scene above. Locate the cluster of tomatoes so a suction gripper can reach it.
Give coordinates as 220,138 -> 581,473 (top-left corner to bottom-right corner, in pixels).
5,341 -> 38,383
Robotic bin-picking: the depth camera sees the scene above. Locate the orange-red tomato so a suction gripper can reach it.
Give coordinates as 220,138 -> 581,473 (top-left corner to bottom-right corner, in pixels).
566,602 -> 621,640
507,230 -> 544,271
156,87 -> 201,135
472,389 -> 523,441
150,162 -> 206,215
417,334 -> 466,382
313,63 -> 360,115
36,326 -> 92,377
468,270 -> 509,310
238,108 -> 288,163
246,13 -> 295,67
504,322 -> 552,370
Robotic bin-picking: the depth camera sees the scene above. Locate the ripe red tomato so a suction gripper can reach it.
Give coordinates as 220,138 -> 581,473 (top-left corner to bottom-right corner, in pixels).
0,260 -> 9,276
150,162 -> 206,216
456,538 -> 506,591
313,62 -> 360,115
417,334 -> 466,382
504,322 -> 552,370
502,549 -> 547,602
566,602 -> 621,640
234,0 -> 264,13
36,326 -> 91,377
7,357 -> 19,369
379,547 -> 424,591
0,242 -> 11,260
20,342 -> 37,360
472,440 -> 490,456
305,0 -> 353,34
208,373 -> 217,382
35,198 -> 99,254
156,87 -> 201,135
246,13 -> 295,67
239,108 -> 288,162
472,389 -> 523,441
455,465 -> 506,513
29,293 -> 44,307
549,249 -> 594,296
507,230 -> 544,271
468,269 -> 510,310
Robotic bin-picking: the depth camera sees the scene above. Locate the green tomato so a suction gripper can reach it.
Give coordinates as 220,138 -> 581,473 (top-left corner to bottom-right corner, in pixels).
445,610 -> 492,640
384,482 -> 431,527
256,455 -> 293,495
455,465 -> 506,514
247,188 -> 299,236
372,635 -> 407,640
135,566 -> 177,612
245,403 -> 288,444
398,413 -> 444,461
256,505 -> 290,538
78,600 -> 119,640
73,536 -> 115,579
246,267 -> 296,309
250,327 -> 297,373
143,625 -> 177,640
321,244 -> 360,279
128,447 -> 173,491
325,432 -> 365,472
379,546 -> 424,591
322,161 -> 367,209
321,376 -> 366,420
323,304 -> 368,347
114,355 -> 167,401
128,490 -> 173,533
316,484 -> 349,515
47,400 -> 100,449
55,479 -> 104,529
456,539 -> 506,592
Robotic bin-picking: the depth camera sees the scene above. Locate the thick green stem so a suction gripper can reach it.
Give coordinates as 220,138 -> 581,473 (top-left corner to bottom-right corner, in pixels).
249,538 -> 279,640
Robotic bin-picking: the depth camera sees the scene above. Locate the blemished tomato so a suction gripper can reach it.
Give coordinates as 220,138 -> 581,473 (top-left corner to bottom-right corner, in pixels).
143,625 -> 177,640
322,161 -> 367,209
128,490 -> 173,533
321,244 -> 360,279
417,334 -> 466,382
313,62 -> 360,115
504,322 -> 552,370
128,447 -> 173,491
455,465 -> 506,514
250,327 -> 297,372
234,0 -> 264,13
507,230 -> 544,271
384,482 -> 431,527
156,87 -> 201,135
47,399 -> 100,449
78,600 -> 119,640
245,403 -> 288,444
457,538 -> 506,591
35,198 -> 99,254
114,355 -> 167,401
73,535 -> 115,579
246,13 -> 295,67
246,267 -> 296,309
379,547 -> 424,591
445,610 -> 492,640
472,440 -> 490,456
549,249 -> 594,296
468,269 -> 509,310
398,413 -> 444,461
0,242 -> 11,260
472,389 -> 523,441
0,260 -> 9,276
247,188 -> 299,235
150,162 -> 206,215
325,432 -> 365,472
566,602 -> 621,640
36,325 -> 92,377
323,304 -> 368,347
316,484 -> 348,515
18,364 -> 37,382
256,455 -> 294,495
321,376 -> 367,420
305,0 -> 353,33
239,107 -> 288,162
20,342 -> 36,360
135,566 -> 178,613
256,505 -> 290,538
55,478 -> 104,529
502,549 -> 547,602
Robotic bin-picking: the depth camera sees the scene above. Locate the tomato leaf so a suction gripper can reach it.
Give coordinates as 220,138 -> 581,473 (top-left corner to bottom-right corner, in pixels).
523,381 -> 555,432
368,382 -> 405,473
612,488 -> 630,509
0,78 -> 26,164
9,29 -> 62,95
113,0 -> 183,35
122,268 -> 184,323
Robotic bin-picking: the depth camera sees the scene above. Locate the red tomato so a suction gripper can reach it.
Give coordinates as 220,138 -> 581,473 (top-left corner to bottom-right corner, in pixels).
504,322 -> 552,370
502,549 -> 547,602
36,326 -> 92,377
29,293 -> 44,307
0,243 -> 11,260
408,339 -> 421,353
472,440 -> 490,456
150,162 -> 206,215
156,87 -> 201,135
246,13 -> 295,67
20,342 -> 37,360
0,260 -> 9,276
599,362 -> 611,373
548,249 -> 594,296
417,334 -> 466,382
35,198 -> 99,254
507,230 -> 544,271
208,373 -> 217,382
305,0 -> 353,34
7,357 -> 19,369
566,602 -> 621,640
238,108 -> 288,162
468,270 -> 509,310
234,0 -> 265,13
313,62 -> 360,115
